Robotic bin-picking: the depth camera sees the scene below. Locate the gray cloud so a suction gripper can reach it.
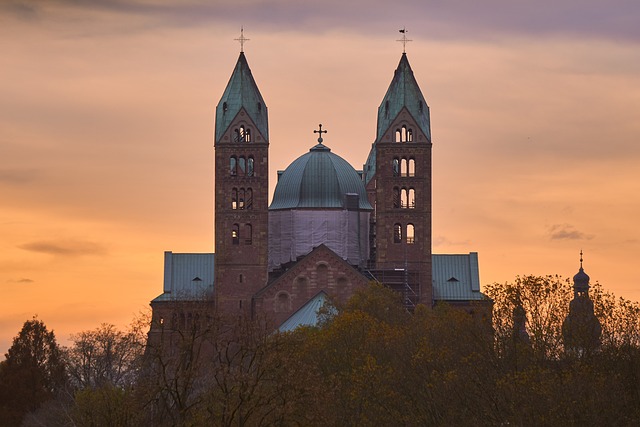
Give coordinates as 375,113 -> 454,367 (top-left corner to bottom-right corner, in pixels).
7,278 -> 35,284
0,169 -> 39,185
3,0 -> 640,42
18,240 -> 107,256
548,224 -> 594,241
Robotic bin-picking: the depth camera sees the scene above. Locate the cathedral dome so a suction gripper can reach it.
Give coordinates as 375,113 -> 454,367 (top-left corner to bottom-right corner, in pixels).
270,143 -> 373,210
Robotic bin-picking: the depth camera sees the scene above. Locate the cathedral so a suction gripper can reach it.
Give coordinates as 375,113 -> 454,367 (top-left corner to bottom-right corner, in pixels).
149,40 -> 487,333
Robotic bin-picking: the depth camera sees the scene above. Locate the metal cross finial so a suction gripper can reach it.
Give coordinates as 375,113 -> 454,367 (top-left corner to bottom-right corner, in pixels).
397,28 -> 412,53
580,250 -> 584,268
314,123 -> 327,143
235,27 -> 250,53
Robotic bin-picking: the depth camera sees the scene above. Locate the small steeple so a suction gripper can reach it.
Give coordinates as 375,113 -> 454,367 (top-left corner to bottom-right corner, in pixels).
376,52 -> 431,142
215,37 -> 268,143
562,251 -> 601,355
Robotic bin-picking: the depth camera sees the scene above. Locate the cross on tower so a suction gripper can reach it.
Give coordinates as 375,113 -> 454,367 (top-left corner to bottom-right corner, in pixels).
314,123 -> 327,143
235,27 -> 250,53
397,28 -> 412,53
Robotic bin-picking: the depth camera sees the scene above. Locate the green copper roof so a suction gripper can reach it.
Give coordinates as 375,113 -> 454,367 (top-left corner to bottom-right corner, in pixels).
270,143 -> 373,210
215,52 -> 268,142
376,53 -> 430,141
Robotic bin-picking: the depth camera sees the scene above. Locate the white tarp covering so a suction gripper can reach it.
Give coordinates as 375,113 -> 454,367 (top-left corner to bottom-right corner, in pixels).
268,209 -> 370,271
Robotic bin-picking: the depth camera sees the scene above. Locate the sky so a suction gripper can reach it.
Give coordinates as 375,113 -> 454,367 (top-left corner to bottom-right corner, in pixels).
1,0 -> 639,356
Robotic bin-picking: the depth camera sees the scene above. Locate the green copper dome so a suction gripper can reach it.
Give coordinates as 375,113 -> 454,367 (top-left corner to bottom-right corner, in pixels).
270,143 -> 373,210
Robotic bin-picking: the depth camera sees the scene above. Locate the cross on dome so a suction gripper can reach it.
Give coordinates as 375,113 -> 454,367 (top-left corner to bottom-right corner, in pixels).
314,123 -> 327,143
235,27 -> 250,52
397,28 -> 412,53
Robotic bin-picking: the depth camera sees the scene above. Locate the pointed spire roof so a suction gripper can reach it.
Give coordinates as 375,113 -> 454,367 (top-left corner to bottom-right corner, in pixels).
215,52 -> 268,142
376,53 -> 431,141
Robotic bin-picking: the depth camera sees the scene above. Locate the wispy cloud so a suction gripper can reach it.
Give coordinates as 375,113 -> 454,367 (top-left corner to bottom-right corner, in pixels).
18,240 -> 107,256
0,169 -> 39,185
548,224 -> 594,241
7,278 -> 34,284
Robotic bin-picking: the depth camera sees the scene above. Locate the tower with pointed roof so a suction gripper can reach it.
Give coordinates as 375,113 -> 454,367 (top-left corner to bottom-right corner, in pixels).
364,52 -> 433,306
214,49 -> 269,314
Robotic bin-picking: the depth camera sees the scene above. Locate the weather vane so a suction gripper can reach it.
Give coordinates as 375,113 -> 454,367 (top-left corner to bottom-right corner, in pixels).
235,27 -> 250,53
397,28 -> 412,53
314,124 -> 327,143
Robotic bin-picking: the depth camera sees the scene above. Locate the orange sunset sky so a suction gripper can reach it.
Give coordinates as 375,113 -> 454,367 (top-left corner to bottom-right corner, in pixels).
1,1 -> 639,356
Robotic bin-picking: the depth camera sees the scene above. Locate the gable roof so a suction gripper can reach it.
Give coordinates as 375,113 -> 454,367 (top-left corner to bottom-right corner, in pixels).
278,291 -> 331,332
432,253 -> 484,301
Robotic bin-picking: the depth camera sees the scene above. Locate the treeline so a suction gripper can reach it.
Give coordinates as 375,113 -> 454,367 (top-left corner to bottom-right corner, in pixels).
1,277 -> 639,426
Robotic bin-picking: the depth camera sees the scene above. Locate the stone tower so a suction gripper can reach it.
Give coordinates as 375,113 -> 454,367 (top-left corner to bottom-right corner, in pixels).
213,50 -> 269,314
365,53 -> 433,306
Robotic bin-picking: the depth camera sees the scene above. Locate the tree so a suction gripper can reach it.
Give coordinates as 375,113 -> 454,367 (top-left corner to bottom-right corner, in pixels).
0,316 -> 67,426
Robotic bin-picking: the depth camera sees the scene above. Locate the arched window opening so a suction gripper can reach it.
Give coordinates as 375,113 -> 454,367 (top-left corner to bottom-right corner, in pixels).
408,158 -> 415,177
407,224 -> 415,244
276,292 -> 290,312
394,223 -> 402,243
295,276 -> 308,292
239,126 -> 246,142
395,129 -> 401,143
407,128 -> 413,142
233,128 -> 240,142
408,188 -> 416,209
238,188 -> 245,210
230,156 -> 237,176
401,158 -> 408,176
401,126 -> 407,142
401,188 -> 408,208
244,224 -> 252,245
316,264 -> 328,286
232,188 -> 238,210
232,224 -> 240,245
246,188 -> 253,210
239,274 -> 244,283
223,102 -> 228,112
238,156 -> 246,176
392,158 -> 400,177
247,156 -> 254,177
393,187 -> 400,208
245,128 -> 252,142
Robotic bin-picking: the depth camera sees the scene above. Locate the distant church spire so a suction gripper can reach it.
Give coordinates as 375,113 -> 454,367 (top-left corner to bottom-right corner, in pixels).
562,252 -> 602,355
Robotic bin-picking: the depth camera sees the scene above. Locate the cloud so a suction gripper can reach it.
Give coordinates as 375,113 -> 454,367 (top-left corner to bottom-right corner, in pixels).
7,278 -> 34,284
548,224 -> 594,241
18,240 -> 107,257
0,169 -> 39,185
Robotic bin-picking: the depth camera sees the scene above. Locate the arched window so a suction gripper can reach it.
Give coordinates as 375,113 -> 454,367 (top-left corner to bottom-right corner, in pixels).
231,188 -> 238,210
401,188 -> 408,208
244,224 -> 252,245
407,224 -> 415,244
238,188 -> 245,210
316,264 -> 328,286
233,128 -> 240,142
393,187 -> 400,208
246,188 -> 253,209
245,128 -> 251,142
223,102 -> 228,112
394,223 -> 402,243
395,129 -> 401,142
232,224 -> 240,245
238,156 -> 246,176
401,126 -> 407,142
408,188 -> 415,209
276,292 -> 290,312
247,156 -> 254,177
239,126 -> 246,142
408,158 -> 415,177
392,158 -> 400,177
401,158 -> 408,176
230,156 -> 237,176
407,128 -> 413,142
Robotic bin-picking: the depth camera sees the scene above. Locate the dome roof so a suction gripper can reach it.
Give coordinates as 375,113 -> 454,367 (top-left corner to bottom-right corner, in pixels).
270,143 -> 373,210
